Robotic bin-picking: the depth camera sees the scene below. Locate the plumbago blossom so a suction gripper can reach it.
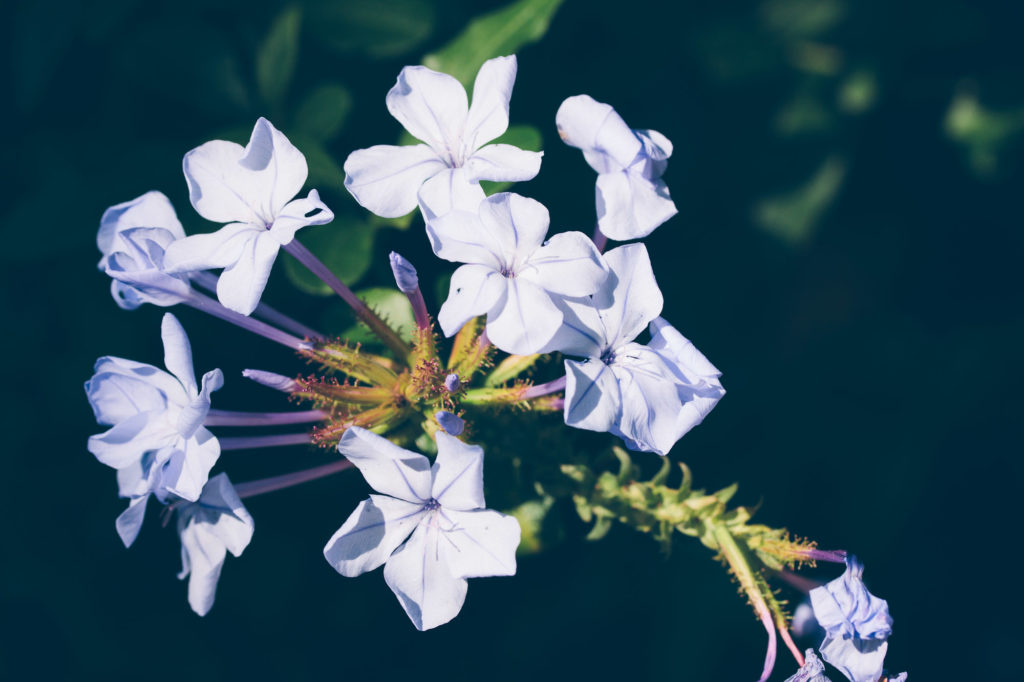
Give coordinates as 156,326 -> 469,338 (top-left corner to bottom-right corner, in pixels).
324,428 -> 519,630
81,47 -> 904,681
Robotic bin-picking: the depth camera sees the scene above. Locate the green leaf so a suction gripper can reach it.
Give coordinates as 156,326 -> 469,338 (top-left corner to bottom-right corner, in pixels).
289,133 -> 346,194
754,155 -> 846,245
422,0 -> 564,86
479,125 -> 543,194
257,5 -> 302,107
340,287 -> 417,345
294,84 -> 353,142
284,219 -> 375,296
306,0 -> 435,58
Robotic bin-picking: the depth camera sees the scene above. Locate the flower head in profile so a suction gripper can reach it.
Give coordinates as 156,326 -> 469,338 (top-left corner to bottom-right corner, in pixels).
323,427 -> 520,631
344,55 -> 542,218
85,313 -> 223,546
176,473 -> 254,616
98,191 -> 193,310
810,556 -> 894,682
551,243 -> 724,455
784,649 -> 832,682
430,192 -> 608,354
556,94 -> 677,240
163,117 -> 334,315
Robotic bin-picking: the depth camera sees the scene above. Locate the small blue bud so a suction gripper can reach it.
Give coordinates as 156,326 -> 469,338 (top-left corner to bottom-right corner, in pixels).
444,373 -> 461,393
389,251 -> 419,293
435,410 -> 464,436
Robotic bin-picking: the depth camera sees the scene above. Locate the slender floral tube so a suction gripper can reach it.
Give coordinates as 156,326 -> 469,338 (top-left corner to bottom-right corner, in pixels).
218,433 -> 313,450
204,409 -> 326,427
183,290 -> 310,351
755,602 -> 778,682
592,224 -> 608,253
234,459 -> 353,499
284,240 -> 411,360
777,621 -> 804,668
389,252 -> 430,329
522,375 -> 567,399
243,369 -> 299,392
191,271 -> 323,340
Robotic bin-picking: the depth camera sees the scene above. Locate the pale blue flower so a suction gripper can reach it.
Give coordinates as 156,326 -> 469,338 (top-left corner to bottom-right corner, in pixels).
176,473 -> 254,616
429,192 -> 608,355
344,55 -> 542,219
810,556 -> 894,682
163,117 -> 334,315
323,427 -> 520,630
98,191 -> 193,310
550,243 -> 724,455
85,313 -> 223,546
556,95 -> 677,240
784,649 -> 832,682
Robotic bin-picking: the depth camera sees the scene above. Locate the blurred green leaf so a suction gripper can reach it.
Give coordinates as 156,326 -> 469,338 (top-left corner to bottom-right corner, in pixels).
944,90 -> 1024,177
294,84 -> 353,142
340,287 -> 417,344
837,69 -> 878,115
257,5 -> 302,108
290,133 -> 346,194
284,220 -> 375,295
760,0 -> 846,39
774,90 -> 833,136
479,125 -> 543,194
305,0 -> 435,58
754,155 -> 846,245
422,0 -> 565,86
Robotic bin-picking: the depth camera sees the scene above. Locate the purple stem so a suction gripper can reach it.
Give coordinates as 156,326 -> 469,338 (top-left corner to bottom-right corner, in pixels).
184,291 -> 310,351
235,459 -> 353,499
408,288 -> 430,330
801,548 -> 848,564
522,375 -> 567,399
592,224 -> 608,253
777,569 -> 824,594
218,433 -> 313,450
204,409 -> 326,427
756,603 -> 778,682
192,271 -> 323,340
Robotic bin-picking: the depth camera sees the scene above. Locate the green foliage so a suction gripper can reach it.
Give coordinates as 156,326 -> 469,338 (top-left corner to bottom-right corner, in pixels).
341,288 -> 417,345
257,5 -> 302,109
422,0 -> 565,86
294,84 -> 353,142
509,492 -> 562,555
284,220 -> 375,295
305,0 -> 435,58
945,89 -> 1024,177
754,155 -> 846,245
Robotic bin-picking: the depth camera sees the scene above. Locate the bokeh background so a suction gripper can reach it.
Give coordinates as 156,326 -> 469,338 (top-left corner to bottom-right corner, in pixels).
2,0 -> 1022,679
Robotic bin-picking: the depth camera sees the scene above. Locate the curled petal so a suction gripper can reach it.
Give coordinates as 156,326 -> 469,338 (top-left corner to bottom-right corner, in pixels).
556,95 -> 641,173
269,189 -> 334,246
158,427 -> 220,503
383,523 -> 469,631
485,278 -> 562,355
819,636 -> 887,682
463,55 -> 516,153
464,144 -> 543,184
439,509 -> 520,578
437,264 -> 507,338
98,191 -> 184,265
520,231 -> 608,297
635,129 -> 672,179
115,494 -> 150,548
338,427 -> 432,503
564,358 -> 622,433
176,369 -> 224,439
177,520 -> 228,616
161,313 -> 197,395
431,432 -> 485,511
344,144 -> 447,218
324,495 -> 425,577
386,65 -> 469,160
595,170 -> 677,241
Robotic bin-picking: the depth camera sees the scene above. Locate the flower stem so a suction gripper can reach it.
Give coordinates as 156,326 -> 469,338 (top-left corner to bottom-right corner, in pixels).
191,271 -> 323,340
184,291 -> 309,351
284,240 -> 411,362
234,459 -> 353,499
204,409 -> 326,426
407,287 -> 430,330
522,375 -> 566,399
218,433 -> 313,450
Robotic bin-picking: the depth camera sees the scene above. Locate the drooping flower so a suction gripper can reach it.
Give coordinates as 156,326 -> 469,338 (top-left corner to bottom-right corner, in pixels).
556,94 -> 677,241
163,117 -> 334,315
344,55 -> 542,219
323,427 -> 520,630
550,243 -> 724,455
810,556 -> 894,682
429,192 -> 608,355
176,473 -> 254,616
98,191 -> 193,309
784,649 -> 832,682
85,313 -> 223,546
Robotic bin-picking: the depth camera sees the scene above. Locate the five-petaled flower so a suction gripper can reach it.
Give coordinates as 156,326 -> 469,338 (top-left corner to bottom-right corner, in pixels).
430,192 -> 608,355
85,313 -> 223,546
163,117 -> 334,315
344,55 -> 542,219
557,94 -> 677,241
810,555 -> 895,682
323,427 -> 520,631
551,243 -> 724,455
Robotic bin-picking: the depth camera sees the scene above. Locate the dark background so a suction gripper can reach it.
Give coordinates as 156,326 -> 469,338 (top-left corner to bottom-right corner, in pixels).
2,0 -> 1022,679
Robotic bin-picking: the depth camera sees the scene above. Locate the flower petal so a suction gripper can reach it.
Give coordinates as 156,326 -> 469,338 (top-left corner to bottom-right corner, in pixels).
338,427 -> 432,503
323,494 -> 425,577
184,117 -> 307,225
188,472 -> 254,557
215,231 -> 282,315
269,189 -> 334,246
177,518 -> 229,616
115,494 -> 150,548
161,313 -> 197,395
431,432 -> 485,511
85,364 -> 170,425
540,294 -> 608,357
635,129 -> 672,179
87,411 -> 174,470
648,317 -> 722,380
485,277 -> 562,355
159,427 -> 221,503
595,170 -> 677,241
383,523 -> 469,631
439,509 -> 520,578
176,369 -> 224,438
417,168 -> 486,222
344,144 -> 447,218
819,636 -> 887,682
601,243 -> 664,348
564,358 -> 622,432
386,65 -> 469,159
556,95 -> 641,173
478,192 -> 550,269
611,345 -> 686,455
437,264 -> 507,338
98,191 -> 184,264
464,144 -> 543,183
520,231 -> 608,297
89,355 -> 189,408
163,222 -> 262,273
426,210 -> 503,267
463,55 -> 516,153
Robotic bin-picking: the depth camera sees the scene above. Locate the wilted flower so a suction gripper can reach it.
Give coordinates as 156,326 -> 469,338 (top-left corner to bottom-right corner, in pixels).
784,649 -> 832,682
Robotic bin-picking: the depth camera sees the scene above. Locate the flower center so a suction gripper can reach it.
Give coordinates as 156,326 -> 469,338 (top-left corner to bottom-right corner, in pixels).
499,266 -> 515,278
423,498 -> 441,512
600,348 -> 616,365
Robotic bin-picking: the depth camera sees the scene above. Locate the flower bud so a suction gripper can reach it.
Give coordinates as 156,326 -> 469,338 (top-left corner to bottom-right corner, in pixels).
389,251 -> 419,294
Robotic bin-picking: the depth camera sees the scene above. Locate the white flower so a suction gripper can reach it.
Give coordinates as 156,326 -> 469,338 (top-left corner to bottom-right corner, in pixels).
556,94 -> 677,240
85,313 -> 223,546
163,117 -> 334,315
176,473 -> 254,617
323,427 -> 520,631
550,243 -> 724,455
344,55 -> 542,219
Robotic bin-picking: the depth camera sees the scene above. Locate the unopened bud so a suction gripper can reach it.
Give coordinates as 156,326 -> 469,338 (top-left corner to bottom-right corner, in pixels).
389,251 -> 419,294
242,369 -> 297,392
444,373 -> 461,393
435,410 -> 465,436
